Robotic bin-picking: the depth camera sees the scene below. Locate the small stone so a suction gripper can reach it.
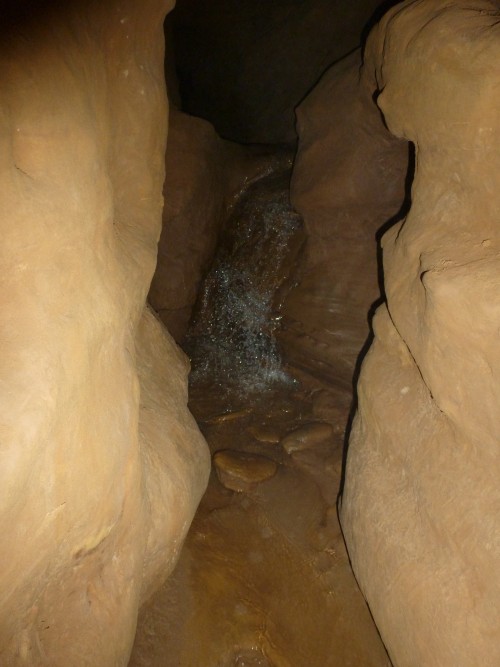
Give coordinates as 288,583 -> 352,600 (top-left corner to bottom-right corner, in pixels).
246,424 -> 281,443
280,422 -> 334,454
213,450 -> 278,492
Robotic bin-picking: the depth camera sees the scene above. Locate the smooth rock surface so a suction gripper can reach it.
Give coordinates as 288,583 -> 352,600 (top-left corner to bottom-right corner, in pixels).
341,2 -> 500,665
148,109 -> 231,341
279,49 -> 408,385
247,424 -> 282,444
0,2 -> 209,664
213,450 -> 278,493
312,389 -> 348,425
281,422 -> 334,454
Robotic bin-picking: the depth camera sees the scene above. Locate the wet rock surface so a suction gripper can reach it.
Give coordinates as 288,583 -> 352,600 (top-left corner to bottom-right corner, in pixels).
213,450 -> 278,492
130,381 -> 391,666
130,91 -> 392,661
247,424 -> 282,444
280,422 -> 334,454
185,166 -> 305,393
148,109 -> 283,342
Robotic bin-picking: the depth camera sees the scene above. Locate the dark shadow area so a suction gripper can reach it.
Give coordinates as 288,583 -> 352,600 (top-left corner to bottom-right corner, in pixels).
361,0 -> 404,53
376,141 -> 415,298
293,0 -> 410,141
293,45 -> 361,119
170,0 -> 395,145
337,140 -> 415,501
0,0 -> 90,36
372,88 -> 390,131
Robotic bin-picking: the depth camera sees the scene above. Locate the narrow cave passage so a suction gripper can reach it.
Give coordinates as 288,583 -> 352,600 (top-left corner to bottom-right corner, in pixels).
2,1 -> 499,665
132,157 -> 390,667
130,4 -> 404,663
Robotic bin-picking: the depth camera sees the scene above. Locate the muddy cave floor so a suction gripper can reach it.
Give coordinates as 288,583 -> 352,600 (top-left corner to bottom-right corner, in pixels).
130,371 -> 391,667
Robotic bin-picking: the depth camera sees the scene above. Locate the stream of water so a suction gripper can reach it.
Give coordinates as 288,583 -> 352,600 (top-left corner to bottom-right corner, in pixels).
184,169 -> 303,395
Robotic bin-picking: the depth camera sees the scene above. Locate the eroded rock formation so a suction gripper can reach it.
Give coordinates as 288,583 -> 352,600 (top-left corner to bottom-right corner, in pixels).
148,109 -> 237,342
280,49 -> 408,387
0,1 -> 209,664
341,2 -> 500,665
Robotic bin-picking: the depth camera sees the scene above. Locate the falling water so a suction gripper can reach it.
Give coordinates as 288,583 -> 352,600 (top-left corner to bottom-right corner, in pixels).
185,168 -> 304,395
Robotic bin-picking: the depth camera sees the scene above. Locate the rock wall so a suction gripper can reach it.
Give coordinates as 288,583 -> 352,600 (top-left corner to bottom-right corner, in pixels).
341,2 -> 500,665
148,109 -> 235,341
148,108 -> 279,343
0,1 -> 209,664
171,0 -> 388,144
280,49 -> 408,387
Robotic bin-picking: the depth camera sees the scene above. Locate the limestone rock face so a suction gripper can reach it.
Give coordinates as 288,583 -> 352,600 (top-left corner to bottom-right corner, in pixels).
280,50 -> 408,385
341,2 -> 500,665
172,0 -> 387,143
0,1 -> 209,664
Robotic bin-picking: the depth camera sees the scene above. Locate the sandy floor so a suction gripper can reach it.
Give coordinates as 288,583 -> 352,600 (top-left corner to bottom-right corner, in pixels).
130,374 -> 390,666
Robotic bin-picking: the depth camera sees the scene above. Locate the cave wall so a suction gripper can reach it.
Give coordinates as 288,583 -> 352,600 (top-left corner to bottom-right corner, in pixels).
148,108 -> 281,343
0,1 -> 209,664
280,49 -> 408,388
171,0 -> 389,144
148,109 -> 235,341
340,1 -> 500,665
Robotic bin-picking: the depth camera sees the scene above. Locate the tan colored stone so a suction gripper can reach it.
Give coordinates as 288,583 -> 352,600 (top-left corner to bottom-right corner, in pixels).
312,389 -> 348,423
281,423 -> 333,454
148,109 -> 234,341
213,450 -> 278,492
0,2 -> 209,664
341,2 -> 500,666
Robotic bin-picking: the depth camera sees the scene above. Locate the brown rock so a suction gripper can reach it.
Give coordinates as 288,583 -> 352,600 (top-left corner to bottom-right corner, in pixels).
312,389 -> 348,423
279,49 -> 408,384
0,2 -> 210,664
148,109 -> 234,341
213,451 -> 278,492
247,424 -> 282,444
205,408 -> 252,425
341,2 -> 500,666
281,423 -> 334,454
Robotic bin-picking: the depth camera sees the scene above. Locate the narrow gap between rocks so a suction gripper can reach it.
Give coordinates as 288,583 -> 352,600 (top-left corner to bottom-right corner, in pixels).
132,160 -> 389,667
130,9 -> 398,659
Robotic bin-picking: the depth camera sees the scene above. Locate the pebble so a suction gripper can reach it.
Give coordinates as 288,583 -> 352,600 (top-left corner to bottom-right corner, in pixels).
246,424 -> 281,443
213,450 -> 278,492
280,422 -> 334,454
